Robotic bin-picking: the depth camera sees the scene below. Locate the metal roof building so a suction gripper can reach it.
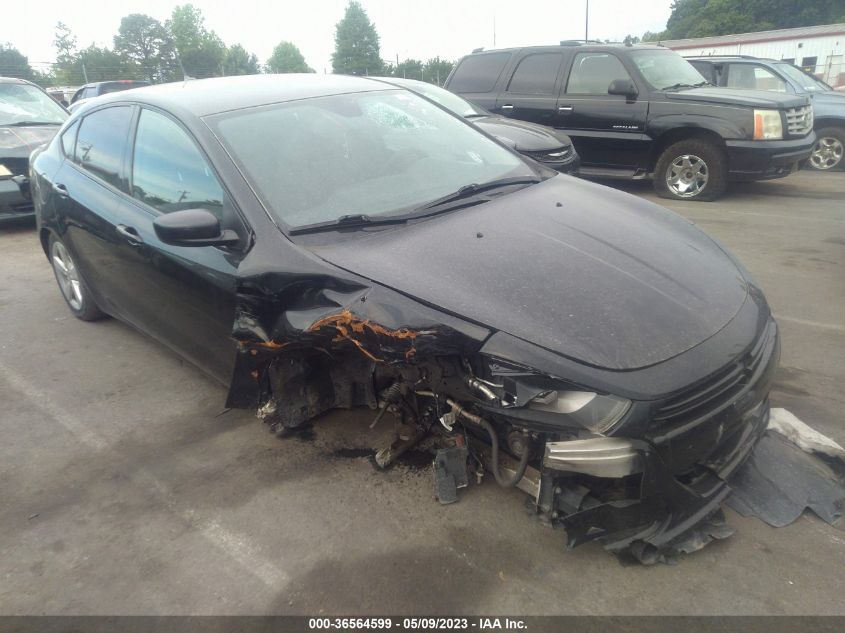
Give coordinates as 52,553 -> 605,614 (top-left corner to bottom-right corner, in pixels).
662,23 -> 845,86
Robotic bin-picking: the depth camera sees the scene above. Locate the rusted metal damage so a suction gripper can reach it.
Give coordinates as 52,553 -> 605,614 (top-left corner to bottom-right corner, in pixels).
220,273 -> 841,565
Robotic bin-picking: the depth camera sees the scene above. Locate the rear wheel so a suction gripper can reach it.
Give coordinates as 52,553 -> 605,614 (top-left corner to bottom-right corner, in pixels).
808,127 -> 845,171
654,139 -> 728,202
49,234 -> 106,321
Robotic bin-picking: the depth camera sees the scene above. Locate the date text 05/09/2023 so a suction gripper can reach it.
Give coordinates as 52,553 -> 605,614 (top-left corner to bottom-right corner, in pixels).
307,618 -> 528,630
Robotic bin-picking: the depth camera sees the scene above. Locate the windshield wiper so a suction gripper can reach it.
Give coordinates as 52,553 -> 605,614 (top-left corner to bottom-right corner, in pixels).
289,176 -> 542,235
418,176 -> 542,213
661,81 -> 707,91
3,121 -> 62,127
289,213 -> 408,235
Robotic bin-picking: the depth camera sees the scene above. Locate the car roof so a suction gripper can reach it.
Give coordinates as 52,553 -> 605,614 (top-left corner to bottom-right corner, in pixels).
0,76 -> 37,86
686,56 -> 780,63
465,43 -> 665,55
90,74 -> 397,118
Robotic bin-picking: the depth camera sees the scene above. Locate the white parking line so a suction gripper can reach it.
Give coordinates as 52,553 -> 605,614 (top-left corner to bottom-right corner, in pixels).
775,315 -> 845,333
0,361 -> 289,590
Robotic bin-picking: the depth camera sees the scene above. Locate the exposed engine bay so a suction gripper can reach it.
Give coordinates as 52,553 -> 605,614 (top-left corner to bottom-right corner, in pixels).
222,270 -> 841,566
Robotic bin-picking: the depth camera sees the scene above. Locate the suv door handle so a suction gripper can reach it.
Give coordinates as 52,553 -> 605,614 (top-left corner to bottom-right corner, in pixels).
52,182 -> 69,197
500,104 -> 514,110
558,105 -> 574,113
116,224 -> 144,245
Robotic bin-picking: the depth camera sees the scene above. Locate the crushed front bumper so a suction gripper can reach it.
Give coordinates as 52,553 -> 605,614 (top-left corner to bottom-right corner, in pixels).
536,318 -> 780,563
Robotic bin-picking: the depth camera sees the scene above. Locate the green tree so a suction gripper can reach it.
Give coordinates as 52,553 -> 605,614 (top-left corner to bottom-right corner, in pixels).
114,14 -> 177,83
422,57 -> 454,85
332,1 -> 383,75
266,41 -> 313,73
393,58 -> 424,80
167,4 -> 225,78
77,45 -> 128,83
656,0 -> 845,40
52,22 -> 79,84
223,44 -> 261,75
0,44 -> 35,80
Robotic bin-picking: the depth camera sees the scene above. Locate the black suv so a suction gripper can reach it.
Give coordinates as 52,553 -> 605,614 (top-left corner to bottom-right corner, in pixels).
688,56 -> 845,171
445,44 -> 815,201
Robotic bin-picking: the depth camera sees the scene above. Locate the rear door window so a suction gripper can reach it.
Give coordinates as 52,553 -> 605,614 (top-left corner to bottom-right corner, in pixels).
506,53 -> 564,94
130,108 -> 224,218
74,105 -> 133,189
448,53 -> 511,93
566,53 -> 632,95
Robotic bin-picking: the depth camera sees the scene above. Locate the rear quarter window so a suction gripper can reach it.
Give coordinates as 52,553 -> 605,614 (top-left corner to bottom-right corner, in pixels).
448,53 -> 511,93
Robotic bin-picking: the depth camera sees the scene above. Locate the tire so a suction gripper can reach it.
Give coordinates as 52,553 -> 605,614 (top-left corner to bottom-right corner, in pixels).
653,139 -> 728,202
48,234 -> 106,321
807,127 -> 845,171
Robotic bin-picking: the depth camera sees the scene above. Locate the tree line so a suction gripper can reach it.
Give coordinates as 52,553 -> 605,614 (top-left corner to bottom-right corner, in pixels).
636,0 -> 845,42
0,1 -> 454,87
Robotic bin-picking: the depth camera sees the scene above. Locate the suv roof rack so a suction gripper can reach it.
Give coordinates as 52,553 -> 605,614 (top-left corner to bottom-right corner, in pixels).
559,39 -> 607,46
686,54 -> 777,61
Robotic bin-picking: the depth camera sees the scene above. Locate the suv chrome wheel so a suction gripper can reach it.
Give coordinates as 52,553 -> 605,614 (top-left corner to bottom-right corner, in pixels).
809,136 -> 844,170
666,154 -> 709,198
51,240 -> 83,311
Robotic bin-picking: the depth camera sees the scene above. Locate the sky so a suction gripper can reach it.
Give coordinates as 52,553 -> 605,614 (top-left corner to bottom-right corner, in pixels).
1,0 -> 674,75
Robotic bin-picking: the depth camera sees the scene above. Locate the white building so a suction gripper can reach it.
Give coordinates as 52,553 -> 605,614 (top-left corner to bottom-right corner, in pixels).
661,23 -> 845,87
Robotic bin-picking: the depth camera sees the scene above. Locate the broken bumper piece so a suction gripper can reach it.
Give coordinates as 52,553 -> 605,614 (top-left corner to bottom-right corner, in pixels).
540,401 -> 771,564
544,437 -> 643,479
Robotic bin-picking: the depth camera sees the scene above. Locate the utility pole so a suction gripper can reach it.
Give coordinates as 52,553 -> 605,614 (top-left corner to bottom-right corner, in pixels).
493,15 -> 496,47
585,0 -> 589,41
81,61 -> 88,84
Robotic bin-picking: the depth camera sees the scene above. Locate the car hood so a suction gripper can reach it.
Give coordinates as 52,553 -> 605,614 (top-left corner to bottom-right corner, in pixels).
665,87 -> 808,109
810,90 -> 845,106
0,125 -> 60,163
310,176 -> 749,371
472,116 -> 571,152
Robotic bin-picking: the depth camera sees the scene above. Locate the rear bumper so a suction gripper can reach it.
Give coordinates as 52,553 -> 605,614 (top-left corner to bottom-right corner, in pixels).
0,177 -> 34,224
725,134 -> 815,181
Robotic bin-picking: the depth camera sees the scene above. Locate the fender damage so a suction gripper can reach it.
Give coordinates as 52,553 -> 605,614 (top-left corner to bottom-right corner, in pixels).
214,262 -> 845,565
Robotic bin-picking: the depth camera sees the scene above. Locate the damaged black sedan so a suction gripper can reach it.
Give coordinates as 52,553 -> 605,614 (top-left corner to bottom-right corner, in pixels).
1,77 -> 68,224
31,75 -> 779,563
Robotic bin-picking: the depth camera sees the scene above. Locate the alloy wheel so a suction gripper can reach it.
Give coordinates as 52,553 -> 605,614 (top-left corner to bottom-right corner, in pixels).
809,136 -> 844,170
666,154 -> 709,198
51,240 -> 83,311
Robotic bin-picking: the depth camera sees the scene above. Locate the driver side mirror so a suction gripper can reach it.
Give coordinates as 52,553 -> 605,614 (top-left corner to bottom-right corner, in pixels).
608,79 -> 638,99
153,208 -> 239,247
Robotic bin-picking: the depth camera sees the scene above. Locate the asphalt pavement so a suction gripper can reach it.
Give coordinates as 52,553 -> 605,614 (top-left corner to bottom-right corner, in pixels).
1,170 -> 843,615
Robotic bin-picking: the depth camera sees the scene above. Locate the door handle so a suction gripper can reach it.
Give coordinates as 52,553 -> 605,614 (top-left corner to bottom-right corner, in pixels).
500,104 -> 514,110
116,224 -> 144,245
52,182 -> 69,197
558,105 -> 574,113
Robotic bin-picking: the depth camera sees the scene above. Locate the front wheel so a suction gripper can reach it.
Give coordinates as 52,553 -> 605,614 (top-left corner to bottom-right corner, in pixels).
808,127 -> 845,171
653,139 -> 728,202
49,234 -> 106,321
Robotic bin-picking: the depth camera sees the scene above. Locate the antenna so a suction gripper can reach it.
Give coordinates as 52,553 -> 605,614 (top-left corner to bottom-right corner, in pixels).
585,0 -> 589,41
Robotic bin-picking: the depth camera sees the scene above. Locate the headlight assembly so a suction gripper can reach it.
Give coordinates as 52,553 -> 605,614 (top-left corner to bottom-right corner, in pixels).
528,390 -> 631,434
753,109 -> 783,140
